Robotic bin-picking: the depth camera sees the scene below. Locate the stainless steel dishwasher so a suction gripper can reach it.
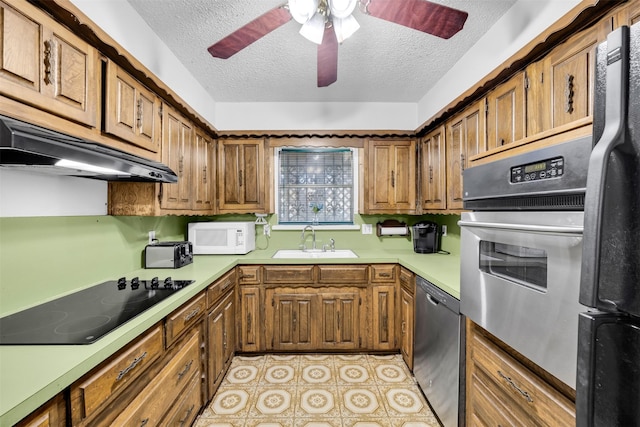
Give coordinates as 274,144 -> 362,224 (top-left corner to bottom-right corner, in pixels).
414,276 -> 463,427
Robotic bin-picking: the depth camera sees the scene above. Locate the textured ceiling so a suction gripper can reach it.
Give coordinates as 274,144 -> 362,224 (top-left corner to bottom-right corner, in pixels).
126,0 -> 518,103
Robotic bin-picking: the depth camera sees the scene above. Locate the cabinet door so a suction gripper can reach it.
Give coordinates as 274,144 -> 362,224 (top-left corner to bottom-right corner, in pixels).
446,100 -> 486,210
161,105 -> 193,210
486,72 -> 525,150
267,289 -> 315,351
239,286 -> 261,352
218,139 -> 265,213
549,26 -> 598,129
366,140 -> 416,213
421,126 -> 447,210
192,129 -> 215,212
104,61 -> 160,153
525,58 -> 552,137
207,291 -> 234,399
372,285 -> 396,350
400,287 -> 414,371
318,290 -> 361,350
0,0 -> 98,127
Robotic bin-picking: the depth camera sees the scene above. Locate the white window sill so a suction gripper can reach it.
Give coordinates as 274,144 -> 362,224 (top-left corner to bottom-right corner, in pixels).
272,224 -> 361,231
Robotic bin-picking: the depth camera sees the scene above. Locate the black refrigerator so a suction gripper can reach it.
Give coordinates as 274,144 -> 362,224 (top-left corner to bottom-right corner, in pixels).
576,23 -> 640,427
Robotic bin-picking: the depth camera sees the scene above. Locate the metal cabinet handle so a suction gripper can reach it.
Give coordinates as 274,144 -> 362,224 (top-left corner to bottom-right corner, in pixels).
247,312 -> 252,335
429,166 -> 433,182
177,359 -> 194,380
239,170 -> 243,187
401,321 -> 406,334
116,351 -> 147,381
460,153 -> 466,172
379,272 -> 391,278
221,279 -> 233,292
43,39 -> 55,85
140,418 -> 149,427
565,73 -> 575,113
391,170 -> 395,187
136,98 -> 143,129
184,307 -> 201,323
498,370 -> 533,403
203,165 -> 207,183
179,405 -> 195,427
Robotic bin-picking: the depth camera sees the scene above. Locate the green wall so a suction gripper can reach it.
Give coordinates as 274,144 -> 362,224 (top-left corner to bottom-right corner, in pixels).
0,213 -> 460,316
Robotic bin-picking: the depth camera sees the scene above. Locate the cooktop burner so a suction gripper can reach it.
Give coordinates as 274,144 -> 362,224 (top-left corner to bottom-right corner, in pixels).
0,277 -> 194,345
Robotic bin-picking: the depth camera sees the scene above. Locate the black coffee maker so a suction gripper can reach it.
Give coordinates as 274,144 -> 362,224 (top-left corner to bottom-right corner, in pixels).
412,221 -> 441,253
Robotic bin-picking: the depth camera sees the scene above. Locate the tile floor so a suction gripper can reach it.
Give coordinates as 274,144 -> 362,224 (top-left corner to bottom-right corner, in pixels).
194,353 -> 441,427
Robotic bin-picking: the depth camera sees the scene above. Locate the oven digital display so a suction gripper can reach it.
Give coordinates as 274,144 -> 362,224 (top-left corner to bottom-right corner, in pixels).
510,156 -> 564,183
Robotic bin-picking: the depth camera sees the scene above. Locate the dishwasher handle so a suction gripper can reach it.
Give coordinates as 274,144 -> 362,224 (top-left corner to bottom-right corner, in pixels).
426,294 -> 440,306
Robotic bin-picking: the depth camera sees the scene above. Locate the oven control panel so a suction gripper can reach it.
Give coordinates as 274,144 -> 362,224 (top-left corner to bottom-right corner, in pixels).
510,156 -> 564,183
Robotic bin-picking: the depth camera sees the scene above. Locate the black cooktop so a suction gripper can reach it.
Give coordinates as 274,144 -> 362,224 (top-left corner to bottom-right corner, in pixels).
0,277 -> 194,345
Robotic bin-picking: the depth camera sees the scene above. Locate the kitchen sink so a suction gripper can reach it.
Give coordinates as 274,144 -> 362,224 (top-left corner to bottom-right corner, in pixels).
272,249 -> 358,259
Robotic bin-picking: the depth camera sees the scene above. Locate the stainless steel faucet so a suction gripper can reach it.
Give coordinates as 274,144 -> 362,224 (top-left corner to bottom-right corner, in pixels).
322,238 -> 335,252
299,225 -> 316,251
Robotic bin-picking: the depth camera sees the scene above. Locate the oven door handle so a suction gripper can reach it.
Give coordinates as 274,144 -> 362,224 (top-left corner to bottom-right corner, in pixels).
457,220 -> 583,236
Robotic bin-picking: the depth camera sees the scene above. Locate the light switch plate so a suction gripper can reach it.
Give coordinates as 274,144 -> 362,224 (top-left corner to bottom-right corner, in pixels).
442,225 -> 447,236
361,224 -> 373,234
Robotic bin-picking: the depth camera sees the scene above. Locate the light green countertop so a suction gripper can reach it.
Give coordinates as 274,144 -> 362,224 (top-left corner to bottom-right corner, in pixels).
0,249 -> 459,425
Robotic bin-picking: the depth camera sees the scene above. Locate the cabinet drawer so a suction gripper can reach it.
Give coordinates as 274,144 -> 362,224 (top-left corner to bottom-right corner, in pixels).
399,268 -> 415,293
207,269 -> 236,308
166,293 -> 206,347
318,265 -> 369,284
371,264 -> 397,283
470,331 -> 575,426
161,373 -> 203,427
263,265 -> 315,284
238,265 -> 261,284
111,329 -> 202,426
71,325 -> 163,421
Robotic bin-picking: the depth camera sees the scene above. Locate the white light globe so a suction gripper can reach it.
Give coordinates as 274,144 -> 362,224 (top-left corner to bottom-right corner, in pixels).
289,0 -> 319,24
328,0 -> 358,19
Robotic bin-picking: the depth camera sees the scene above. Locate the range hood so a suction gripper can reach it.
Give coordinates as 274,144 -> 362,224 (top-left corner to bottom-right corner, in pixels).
0,115 -> 177,183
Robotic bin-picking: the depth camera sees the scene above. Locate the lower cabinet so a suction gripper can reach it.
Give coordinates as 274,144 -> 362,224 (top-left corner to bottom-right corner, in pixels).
399,267 -> 415,370
466,319 -> 575,427
14,394 -> 66,427
207,290 -> 235,399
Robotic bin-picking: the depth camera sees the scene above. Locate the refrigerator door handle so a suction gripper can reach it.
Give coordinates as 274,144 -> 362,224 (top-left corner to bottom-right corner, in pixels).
580,26 -> 629,309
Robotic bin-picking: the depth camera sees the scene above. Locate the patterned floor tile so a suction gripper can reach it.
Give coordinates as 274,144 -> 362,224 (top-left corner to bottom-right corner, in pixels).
299,363 -> 337,385
249,386 -> 297,418
193,416 -> 246,427
260,364 -> 298,386
336,363 -> 377,386
377,385 -> 430,418
337,386 -> 389,419
295,386 -> 342,419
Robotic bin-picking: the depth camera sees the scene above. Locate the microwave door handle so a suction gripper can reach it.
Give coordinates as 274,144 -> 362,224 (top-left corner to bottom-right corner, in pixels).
581,26 -> 629,309
457,220 -> 583,236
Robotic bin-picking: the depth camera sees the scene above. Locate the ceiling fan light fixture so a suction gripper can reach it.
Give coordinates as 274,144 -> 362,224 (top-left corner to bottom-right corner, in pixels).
288,0 -> 319,24
299,12 -> 326,44
333,14 -> 359,43
328,0 -> 358,19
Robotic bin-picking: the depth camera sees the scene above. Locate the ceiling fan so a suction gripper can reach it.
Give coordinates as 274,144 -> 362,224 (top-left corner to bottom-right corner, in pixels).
207,0 -> 468,87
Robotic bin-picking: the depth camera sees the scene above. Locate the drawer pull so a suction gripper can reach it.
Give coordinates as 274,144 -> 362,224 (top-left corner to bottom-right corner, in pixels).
116,351 -> 147,381
177,359 -> 194,381
221,280 -> 233,291
179,404 -> 195,426
43,39 -> 55,85
184,307 -> 201,323
497,370 -> 533,403
378,272 -> 391,278
243,274 -> 255,279
140,418 -> 149,427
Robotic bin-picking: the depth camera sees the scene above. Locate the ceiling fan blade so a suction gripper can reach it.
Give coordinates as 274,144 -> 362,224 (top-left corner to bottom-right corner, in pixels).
363,0 -> 468,39
208,4 -> 292,59
317,25 -> 338,87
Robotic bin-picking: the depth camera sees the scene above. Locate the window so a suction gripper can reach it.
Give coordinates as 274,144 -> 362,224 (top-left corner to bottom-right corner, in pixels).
276,147 -> 357,225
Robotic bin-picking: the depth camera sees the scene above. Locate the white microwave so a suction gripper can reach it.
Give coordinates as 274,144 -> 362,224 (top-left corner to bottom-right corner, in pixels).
188,221 -> 256,255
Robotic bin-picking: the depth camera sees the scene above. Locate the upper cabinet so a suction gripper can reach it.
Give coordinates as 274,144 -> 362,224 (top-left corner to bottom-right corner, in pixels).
420,126 -> 447,211
0,0 -> 98,127
104,60 -> 161,154
486,71 -> 525,150
365,139 -> 417,214
193,128 -> 216,212
217,139 -> 266,214
446,100 -> 486,210
160,104 -> 193,210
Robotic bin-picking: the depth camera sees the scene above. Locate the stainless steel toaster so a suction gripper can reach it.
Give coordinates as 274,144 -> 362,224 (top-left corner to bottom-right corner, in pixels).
144,241 -> 193,269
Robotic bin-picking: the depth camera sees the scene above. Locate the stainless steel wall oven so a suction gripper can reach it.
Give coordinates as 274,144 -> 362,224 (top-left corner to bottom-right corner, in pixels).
459,135 -> 591,389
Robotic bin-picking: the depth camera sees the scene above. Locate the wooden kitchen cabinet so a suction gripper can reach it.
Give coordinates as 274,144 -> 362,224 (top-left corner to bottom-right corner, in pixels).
218,139 -> 266,213
466,319 -> 575,427
372,284 -> 395,351
548,26 -> 599,130
160,104 -> 193,210
446,100 -> 486,210
0,0 -> 99,128
239,285 -> 262,352
104,60 -> 161,154
318,289 -> 362,350
317,264 -> 369,284
14,394 -> 66,427
420,126 -> 447,211
207,290 -> 235,399
165,292 -> 206,347
192,127 -> 216,212
525,58 -> 553,137
365,139 -> 417,214
486,71 -> 525,150
266,288 -> 315,351
399,268 -> 415,370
